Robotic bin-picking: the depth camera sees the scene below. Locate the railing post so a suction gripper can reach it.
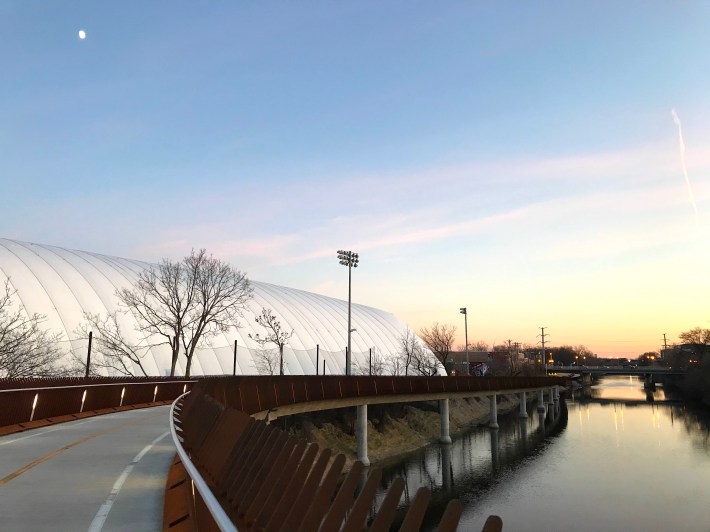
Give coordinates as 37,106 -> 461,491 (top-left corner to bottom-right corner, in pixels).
356,404 -> 370,466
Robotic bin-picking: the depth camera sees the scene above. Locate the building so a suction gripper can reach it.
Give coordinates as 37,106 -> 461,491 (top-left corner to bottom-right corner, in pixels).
446,351 -> 490,376
0,239 -> 440,377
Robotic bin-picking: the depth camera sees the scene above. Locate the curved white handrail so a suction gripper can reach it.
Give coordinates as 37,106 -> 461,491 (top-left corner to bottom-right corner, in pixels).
169,392 -> 237,532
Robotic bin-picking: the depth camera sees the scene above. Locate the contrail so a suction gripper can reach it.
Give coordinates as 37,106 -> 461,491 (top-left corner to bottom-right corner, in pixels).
671,108 -> 699,223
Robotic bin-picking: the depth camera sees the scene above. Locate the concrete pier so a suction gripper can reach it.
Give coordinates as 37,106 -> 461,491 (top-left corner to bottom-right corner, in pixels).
519,391 -> 528,418
439,399 -> 452,444
547,388 -> 556,418
537,389 -> 546,413
356,404 -> 370,466
489,394 -> 499,429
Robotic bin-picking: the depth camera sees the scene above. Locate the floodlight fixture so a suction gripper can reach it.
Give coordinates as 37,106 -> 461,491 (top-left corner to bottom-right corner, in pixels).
337,249 -> 359,375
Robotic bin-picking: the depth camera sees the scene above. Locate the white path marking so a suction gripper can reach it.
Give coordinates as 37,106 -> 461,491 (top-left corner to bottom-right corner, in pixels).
0,419 -> 97,446
87,431 -> 170,532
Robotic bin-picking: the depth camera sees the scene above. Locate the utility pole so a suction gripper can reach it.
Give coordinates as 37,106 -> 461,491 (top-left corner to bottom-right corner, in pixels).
662,333 -> 669,360
539,327 -> 548,375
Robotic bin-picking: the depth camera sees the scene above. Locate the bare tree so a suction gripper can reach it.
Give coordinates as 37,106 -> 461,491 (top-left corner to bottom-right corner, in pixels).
0,279 -> 63,377
411,348 -> 440,376
419,323 -> 456,374
457,340 -> 490,352
354,349 -> 387,376
252,347 -> 282,375
679,327 -> 710,345
249,308 -> 293,376
394,328 -> 427,376
74,312 -> 150,376
388,351 -> 406,376
117,249 -> 252,377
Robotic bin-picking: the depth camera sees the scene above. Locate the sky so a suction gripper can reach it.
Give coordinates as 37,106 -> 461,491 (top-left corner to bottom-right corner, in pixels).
2,2 -> 709,357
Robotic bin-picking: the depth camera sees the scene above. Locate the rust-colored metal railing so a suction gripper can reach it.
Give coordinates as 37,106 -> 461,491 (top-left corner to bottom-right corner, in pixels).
169,391 -> 465,532
168,375 -> 567,531
191,374 -> 567,415
0,377 -> 195,433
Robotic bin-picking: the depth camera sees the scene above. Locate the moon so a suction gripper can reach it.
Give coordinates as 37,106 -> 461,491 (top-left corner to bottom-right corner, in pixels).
78,30 -> 86,40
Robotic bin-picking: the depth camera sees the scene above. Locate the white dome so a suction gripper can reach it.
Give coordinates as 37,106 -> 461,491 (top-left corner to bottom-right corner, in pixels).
0,238 -> 439,376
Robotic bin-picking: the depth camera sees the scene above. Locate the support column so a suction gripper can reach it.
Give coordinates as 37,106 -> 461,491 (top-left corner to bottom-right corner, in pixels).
553,386 -> 560,407
537,389 -> 546,413
356,404 -> 370,467
439,399 -> 452,444
489,394 -> 499,429
519,391 -> 528,418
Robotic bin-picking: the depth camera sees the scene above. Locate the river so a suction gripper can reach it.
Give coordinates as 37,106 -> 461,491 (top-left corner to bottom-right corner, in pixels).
374,376 -> 710,531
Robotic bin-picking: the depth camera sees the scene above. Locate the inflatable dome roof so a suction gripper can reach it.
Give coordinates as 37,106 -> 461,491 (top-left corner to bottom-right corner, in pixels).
0,239 -> 438,376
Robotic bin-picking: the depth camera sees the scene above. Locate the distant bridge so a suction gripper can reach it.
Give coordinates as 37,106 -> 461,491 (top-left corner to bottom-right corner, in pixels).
550,365 -> 686,377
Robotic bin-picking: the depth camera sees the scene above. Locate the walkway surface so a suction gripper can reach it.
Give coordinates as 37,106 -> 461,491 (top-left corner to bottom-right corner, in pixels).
0,405 -> 173,532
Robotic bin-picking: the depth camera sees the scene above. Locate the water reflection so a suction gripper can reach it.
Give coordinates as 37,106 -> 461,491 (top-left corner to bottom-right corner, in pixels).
462,377 -> 710,531
370,400 -> 568,530
367,377 -> 710,531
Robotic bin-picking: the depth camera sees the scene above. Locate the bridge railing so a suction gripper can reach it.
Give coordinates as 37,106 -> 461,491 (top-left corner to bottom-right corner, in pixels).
168,375 -> 566,531
0,377 -> 195,433
169,386 -> 467,532
191,374 -> 567,415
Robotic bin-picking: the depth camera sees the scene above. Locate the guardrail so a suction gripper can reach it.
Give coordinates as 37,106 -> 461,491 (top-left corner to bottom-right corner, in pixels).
190,374 -> 567,415
169,389 -> 465,531
0,377 -> 196,434
169,375 -> 567,531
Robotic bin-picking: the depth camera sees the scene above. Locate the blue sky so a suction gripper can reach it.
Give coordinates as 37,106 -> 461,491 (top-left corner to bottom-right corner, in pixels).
2,2 -> 709,356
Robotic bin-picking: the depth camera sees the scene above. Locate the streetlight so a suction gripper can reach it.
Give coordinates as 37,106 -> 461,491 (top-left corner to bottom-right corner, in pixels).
460,307 -> 469,375
338,250 -> 359,376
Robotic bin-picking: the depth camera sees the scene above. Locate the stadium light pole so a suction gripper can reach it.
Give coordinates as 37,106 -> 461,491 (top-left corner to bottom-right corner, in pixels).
460,308 -> 469,375
338,250 -> 359,376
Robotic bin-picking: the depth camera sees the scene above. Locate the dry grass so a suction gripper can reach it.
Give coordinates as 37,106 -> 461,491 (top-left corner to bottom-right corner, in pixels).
293,394 -> 521,470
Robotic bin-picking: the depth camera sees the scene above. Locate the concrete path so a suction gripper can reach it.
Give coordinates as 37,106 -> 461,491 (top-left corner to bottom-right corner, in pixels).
0,406 -> 174,532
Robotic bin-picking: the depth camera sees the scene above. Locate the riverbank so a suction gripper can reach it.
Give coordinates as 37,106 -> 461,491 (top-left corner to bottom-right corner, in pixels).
280,394 -> 522,469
